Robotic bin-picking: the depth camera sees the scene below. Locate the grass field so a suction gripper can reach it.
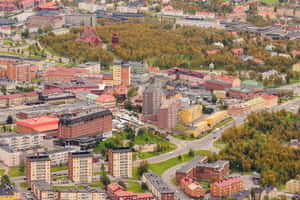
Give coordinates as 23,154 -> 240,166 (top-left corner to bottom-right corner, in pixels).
8,167 -> 25,177
0,169 -> 5,176
20,182 -> 29,189
149,150 -> 211,176
89,181 -> 104,188
126,181 -> 144,193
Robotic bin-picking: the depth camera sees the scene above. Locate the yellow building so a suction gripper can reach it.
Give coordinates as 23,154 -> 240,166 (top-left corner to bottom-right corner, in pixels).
292,62 -> 300,72
68,152 -> 93,184
26,155 -> 51,185
286,179 -> 300,194
0,184 -> 20,200
113,63 -> 122,86
203,111 -> 228,128
186,121 -> 209,137
179,104 -> 202,123
246,97 -> 265,111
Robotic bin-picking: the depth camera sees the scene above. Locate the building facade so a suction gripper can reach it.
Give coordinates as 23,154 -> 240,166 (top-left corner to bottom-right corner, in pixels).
16,116 -> 59,135
180,176 -> 205,198
210,177 -> 243,197
26,154 -> 51,185
108,148 -> 132,178
157,99 -> 177,131
113,62 -> 131,86
6,61 -> 38,82
286,179 -> 300,194
142,83 -> 162,119
58,109 -> 112,139
68,152 -> 93,184
179,104 -> 202,123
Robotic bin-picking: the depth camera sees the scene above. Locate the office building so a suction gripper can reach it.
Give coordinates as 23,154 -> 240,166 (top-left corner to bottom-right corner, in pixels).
142,172 -> 175,200
108,148 -> 132,178
26,154 -> 51,185
142,83 -> 162,118
68,152 -> 93,184
58,109 -> 112,139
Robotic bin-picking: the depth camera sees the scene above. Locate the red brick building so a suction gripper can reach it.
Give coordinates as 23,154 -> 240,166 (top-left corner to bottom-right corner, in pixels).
205,79 -> 232,91
45,66 -> 90,82
216,75 -> 241,88
6,61 -> 38,82
227,88 -> 254,100
58,109 -> 112,139
180,176 -> 205,198
107,182 -> 154,200
16,116 -> 59,135
176,157 -> 229,184
210,177 -> 243,197
168,67 -> 207,85
76,27 -> 102,46
228,103 -> 251,115
157,99 -> 177,131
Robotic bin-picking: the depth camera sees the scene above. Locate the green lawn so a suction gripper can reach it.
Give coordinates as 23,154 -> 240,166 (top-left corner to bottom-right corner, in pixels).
126,181 -> 144,193
8,167 -> 25,177
52,176 -> 68,180
20,182 -> 29,189
213,140 -> 225,149
0,169 -> 5,176
199,181 -> 210,191
149,150 -> 211,176
172,177 -> 178,186
51,165 -> 68,172
261,0 -> 278,4
137,145 -> 176,159
89,181 -> 104,188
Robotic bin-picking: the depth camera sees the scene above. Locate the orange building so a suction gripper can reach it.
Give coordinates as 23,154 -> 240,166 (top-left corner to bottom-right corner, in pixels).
16,116 -> 59,136
96,94 -> 116,110
210,177 -> 243,197
7,61 -> 38,82
180,177 -> 205,198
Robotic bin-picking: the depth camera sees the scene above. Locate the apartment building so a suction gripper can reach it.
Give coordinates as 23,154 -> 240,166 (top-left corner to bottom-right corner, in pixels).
176,157 -> 229,184
6,61 -> 38,82
108,148 -> 132,178
210,177 -> 243,197
286,179 -> 300,194
31,181 -> 56,200
26,154 -> 51,185
0,144 -> 20,166
157,99 -> 177,131
203,111 -> 229,128
39,148 -> 76,166
179,104 -> 202,124
58,109 -> 112,139
68,152 -> 93,184
142,172 -> 175,200
95,94 -> 116,110
142,83 -> 162,120
113,62 -> 131,86
0,132 -> 45,150
57,187 -> 106,200
180,176 -> 205,198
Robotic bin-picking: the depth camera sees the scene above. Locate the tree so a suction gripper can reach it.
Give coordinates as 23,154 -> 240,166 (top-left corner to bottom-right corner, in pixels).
6,115 -> 13,124
100,174 -> 110,187
38,28 -> 43,35
19,159 -> 25,173
1,175 -> 10,185
118,180 -> 127,189
138,128 -> 146,136
141,182 -> 148,190
188,149 -> 195,157
137,160 -> 149,177
0,87 -> 6,95
178,155 -> 182,161
212,94 -> 217,104
21,28 -> 29,38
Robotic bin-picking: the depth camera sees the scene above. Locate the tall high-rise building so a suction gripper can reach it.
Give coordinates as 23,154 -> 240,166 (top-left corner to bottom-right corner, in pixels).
26,154 -> 51,185
142,83 -> 162,117
157,99 -> 177,130
68,152 -> 93,184
113,61 -> 131,86
108,148 -> 132,178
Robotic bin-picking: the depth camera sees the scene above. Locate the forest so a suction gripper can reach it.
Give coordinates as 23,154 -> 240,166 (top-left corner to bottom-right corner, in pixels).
41,22 -> 300,72
218,110 -> 300,186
